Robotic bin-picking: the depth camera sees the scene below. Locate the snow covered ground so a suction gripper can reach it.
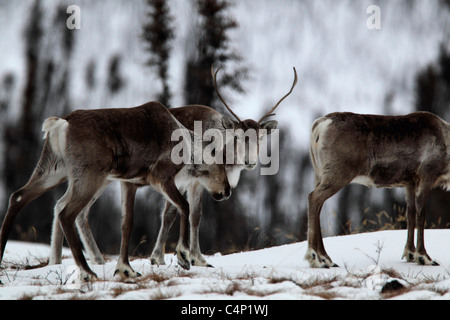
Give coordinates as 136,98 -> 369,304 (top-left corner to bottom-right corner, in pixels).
0,229 -> 449,300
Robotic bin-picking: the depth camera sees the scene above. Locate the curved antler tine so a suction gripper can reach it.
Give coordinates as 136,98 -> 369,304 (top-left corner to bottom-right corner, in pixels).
211,65 -> 242,123
258,67 -> 298,124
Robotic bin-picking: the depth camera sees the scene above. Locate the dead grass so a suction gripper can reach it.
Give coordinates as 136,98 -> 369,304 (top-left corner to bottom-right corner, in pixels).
4,256 -> 49,270
202,280 -> 284,298
310,290 -> 343,300
298,275 -> 339,290
2,245 -> 449,300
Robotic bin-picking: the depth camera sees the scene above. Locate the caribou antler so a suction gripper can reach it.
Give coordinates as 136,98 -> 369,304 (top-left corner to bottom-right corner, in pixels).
258,67 -> 298,124
211,65 -> 242,123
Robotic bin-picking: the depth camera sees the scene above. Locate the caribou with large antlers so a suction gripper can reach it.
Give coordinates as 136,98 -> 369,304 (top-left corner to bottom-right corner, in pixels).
151,66 -> 297,268
0,101 -> 232,281
306,111 -> 450,268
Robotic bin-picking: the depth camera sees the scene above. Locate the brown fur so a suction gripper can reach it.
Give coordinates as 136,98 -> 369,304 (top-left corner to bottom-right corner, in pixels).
306,111 -> 450,267
150,105 -> 278,269
0,101 -> 231,280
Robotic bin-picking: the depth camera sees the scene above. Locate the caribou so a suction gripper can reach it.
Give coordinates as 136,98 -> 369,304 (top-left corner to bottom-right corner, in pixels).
150,66 -> 298,268
306,111 -> 450,268
48,66 -> 298,272
0,101 -> 232,281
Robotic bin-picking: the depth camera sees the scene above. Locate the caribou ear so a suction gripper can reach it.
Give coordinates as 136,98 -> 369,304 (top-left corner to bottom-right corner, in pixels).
260,120 -> 278,135
222,116 -> 238,130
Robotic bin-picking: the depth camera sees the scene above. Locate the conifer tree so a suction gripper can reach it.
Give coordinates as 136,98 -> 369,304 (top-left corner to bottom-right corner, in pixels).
185,0 -> 247,112
142,0 -> 175,106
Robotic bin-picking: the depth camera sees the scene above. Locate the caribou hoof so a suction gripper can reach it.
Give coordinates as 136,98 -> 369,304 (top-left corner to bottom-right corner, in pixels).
191,259 -> 214,268
114,262 -> 141,279
150,255 -> 166,267
114,268 -> 141,279
402,248 -> 416,263
80,270 -> 98,282
305,247 -> 338,268
176,250 -> 191,270
416,253 -> 439,266
190,254 -> 214,268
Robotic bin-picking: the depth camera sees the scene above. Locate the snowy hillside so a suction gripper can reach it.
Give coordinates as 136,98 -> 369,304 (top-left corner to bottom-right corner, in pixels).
1,230 -> 449,300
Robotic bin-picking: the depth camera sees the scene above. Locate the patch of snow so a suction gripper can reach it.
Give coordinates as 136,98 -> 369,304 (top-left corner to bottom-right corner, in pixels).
1,230 -> 449,300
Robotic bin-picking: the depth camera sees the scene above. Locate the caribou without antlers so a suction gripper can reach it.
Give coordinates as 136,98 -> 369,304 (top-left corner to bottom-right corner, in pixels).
0,101 -> 232,281
306,111 -> 450,268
